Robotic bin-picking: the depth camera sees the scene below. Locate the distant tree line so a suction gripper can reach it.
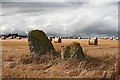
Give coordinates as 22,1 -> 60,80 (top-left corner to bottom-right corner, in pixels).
0,33 -> 27,38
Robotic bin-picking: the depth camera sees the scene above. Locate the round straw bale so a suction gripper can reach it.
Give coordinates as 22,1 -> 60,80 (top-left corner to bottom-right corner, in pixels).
116,37 -> 119,40
16,36 -> 21,39
94,37 -> 97,39
78,37 -> 81,39
13,36 -> 16,38
88,37 -> 98,45
1,36 -> 6,40
73,37 -> 77,39
105,37 -> 107,39
54,37 -> 61,43
9,36 -> 14,39
109,37 -> 113,40
48,37 -> 52,41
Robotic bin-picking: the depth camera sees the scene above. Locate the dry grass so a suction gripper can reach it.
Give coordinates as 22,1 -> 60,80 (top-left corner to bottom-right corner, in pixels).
3,54 -> 14,61
17,53 -> 53,64
1,38 -> 119,78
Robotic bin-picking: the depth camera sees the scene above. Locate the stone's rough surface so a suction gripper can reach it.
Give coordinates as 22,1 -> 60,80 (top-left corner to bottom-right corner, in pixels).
28,30 -> 56,56
61,42 -> 85,60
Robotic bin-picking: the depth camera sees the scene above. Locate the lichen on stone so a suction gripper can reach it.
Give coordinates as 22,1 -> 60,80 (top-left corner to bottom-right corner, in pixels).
28,30 -> 56,56
61,42 -> 85,60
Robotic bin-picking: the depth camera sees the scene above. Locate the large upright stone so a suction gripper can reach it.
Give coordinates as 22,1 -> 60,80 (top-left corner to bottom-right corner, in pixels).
28,30 -> 56,56
61,42 -> 85,60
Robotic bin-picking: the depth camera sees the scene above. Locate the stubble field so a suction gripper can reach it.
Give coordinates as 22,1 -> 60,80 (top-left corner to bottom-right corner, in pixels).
1,38 -> 119,78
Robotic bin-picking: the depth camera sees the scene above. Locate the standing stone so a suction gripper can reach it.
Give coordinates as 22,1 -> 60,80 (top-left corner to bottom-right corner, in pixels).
61,42 -> 85,60
28,30 -> 56,56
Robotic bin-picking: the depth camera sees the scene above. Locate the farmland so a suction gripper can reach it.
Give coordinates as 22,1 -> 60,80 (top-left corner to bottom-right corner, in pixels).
1,38 -> 119,78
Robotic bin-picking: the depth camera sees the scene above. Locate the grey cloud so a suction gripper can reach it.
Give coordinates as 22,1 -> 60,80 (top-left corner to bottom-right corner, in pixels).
2,2 -> 68,8
2,0 -> 120,2
2,0 -> 65,2
0,2 -> 118,37
2,2 -> 77,16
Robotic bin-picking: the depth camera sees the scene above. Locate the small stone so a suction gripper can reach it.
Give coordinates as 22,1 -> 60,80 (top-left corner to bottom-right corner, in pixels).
61,42 -> 85,60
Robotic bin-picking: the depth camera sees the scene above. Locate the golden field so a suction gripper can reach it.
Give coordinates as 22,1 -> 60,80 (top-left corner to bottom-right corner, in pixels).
1,38 -> 119,78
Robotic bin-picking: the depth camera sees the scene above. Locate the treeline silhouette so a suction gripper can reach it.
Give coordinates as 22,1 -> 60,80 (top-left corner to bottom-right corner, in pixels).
0,33 -> 27,38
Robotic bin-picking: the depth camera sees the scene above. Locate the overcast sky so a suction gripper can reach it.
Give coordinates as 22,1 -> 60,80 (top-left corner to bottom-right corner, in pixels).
0,0 -> 119,37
